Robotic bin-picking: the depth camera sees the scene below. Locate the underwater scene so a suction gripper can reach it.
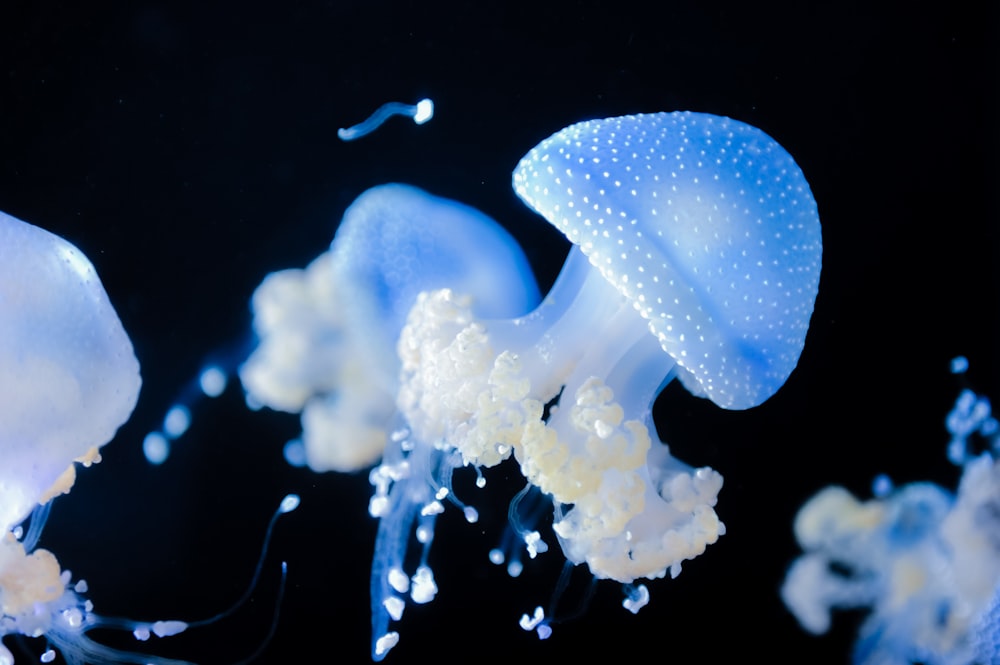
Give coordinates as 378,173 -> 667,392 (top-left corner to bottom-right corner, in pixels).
0,2 -> 996,663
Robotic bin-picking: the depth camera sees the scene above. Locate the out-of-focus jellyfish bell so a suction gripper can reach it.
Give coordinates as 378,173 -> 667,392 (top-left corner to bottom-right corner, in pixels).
0,211 -> 141,534
0,210 -> 144,663
782,360 -> 1000,665
387,110 -> 821,651
0,211 -> 295,664
235,184 -> 542,661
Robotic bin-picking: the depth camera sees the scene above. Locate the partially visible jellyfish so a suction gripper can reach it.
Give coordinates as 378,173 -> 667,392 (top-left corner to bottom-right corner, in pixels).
378,110 -> 821,655
0,212 -> 141,535
782,358 -> 1000,665
0,209 -> 150,663
230,184 -> 542,660
0,211 -> 296,664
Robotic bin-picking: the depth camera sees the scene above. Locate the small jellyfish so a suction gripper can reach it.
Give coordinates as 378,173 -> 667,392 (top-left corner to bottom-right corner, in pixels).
383,111 -> 821,652
782,360 -> 1000,665
338,98 -> 435,142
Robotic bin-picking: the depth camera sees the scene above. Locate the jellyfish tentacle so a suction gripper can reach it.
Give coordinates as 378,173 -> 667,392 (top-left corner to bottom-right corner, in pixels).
368,426 -> 444,661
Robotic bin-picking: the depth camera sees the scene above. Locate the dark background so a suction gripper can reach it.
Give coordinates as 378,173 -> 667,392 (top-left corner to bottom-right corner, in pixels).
1,2 -> 997,663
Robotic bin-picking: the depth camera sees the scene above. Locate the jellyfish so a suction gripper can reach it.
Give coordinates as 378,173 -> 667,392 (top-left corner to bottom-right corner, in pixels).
381,110 -> 821,654
0,209 -> 150,663
203,183 -> 539,660
338,98 -> 435,142
0,211 -> 295,664
237,183 -> 540,472
781,359 -> 1000,665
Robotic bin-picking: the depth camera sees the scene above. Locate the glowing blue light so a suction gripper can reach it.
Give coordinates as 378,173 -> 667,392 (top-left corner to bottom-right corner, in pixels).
143,432 -> 170,465
143,337 -> 254,464
199,365 -> 228,397
338,98 -> 435,141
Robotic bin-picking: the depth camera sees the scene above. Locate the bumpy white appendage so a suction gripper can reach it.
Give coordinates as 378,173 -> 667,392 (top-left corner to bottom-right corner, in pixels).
240,253 -> 391,472
397,289 -> 533,469
780,487 -> 889,634
241,253 -> 346,411
782,457 -> 1000,665
0,536 -> 65,639
379,289 -> 562,656
538,382 -> 725,583
396,250 -> 649,474
398,285 -> 726,584
0,533 -> 198,665
519,378 -> 649,505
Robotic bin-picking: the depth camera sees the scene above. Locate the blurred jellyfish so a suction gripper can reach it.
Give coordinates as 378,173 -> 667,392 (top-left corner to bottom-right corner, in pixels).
230,184 -> 541,661
0,211 -> 295,664
144,183 -> 539,468
782,358 -> 1000,665
239,183 -> 540,472
0,210 -> 160,663
379,110 -> 821,655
